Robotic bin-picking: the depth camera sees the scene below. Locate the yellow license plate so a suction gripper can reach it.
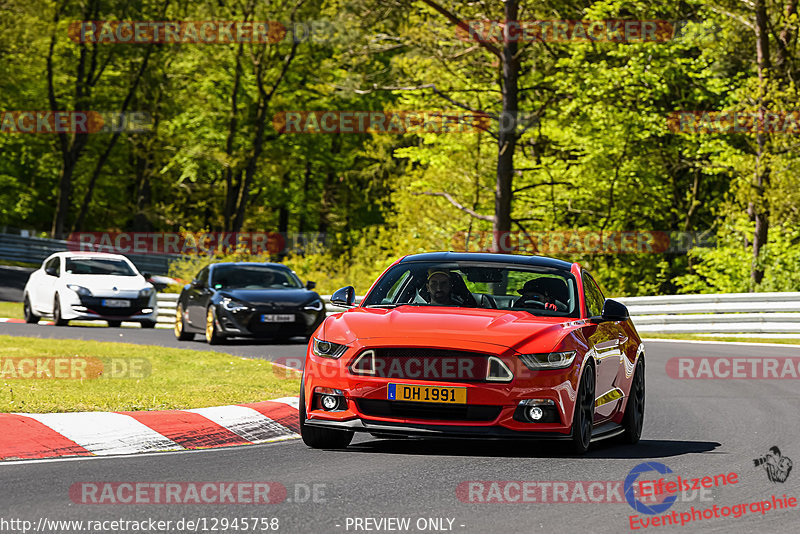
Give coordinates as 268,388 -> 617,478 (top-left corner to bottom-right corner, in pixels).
388,383 -> 467,404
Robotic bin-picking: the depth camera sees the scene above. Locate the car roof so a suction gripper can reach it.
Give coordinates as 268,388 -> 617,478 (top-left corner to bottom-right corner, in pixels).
209,262 -> 290,269
53,251 -> 131,260
398,252 -> 574,271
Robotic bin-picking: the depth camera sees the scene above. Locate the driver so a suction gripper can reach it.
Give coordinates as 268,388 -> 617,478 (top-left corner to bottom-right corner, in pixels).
515,279 -> 559,311
426,270 -> 453,305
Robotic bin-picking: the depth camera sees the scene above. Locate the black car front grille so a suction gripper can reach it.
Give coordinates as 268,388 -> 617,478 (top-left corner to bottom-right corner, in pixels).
356,399 -> 501,422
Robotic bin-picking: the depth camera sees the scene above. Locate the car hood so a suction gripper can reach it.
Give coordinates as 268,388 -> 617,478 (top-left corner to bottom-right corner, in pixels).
320,306 -> 585,352
62,273 -> 148,293
219,288 -> 318,307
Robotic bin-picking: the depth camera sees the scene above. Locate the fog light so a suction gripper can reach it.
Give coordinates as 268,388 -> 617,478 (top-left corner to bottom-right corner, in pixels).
527,406 -> 543,420
321,395 -> 339,410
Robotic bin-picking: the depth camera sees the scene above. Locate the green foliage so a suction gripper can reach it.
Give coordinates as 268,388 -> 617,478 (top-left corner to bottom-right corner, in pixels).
3,0 -> 800,296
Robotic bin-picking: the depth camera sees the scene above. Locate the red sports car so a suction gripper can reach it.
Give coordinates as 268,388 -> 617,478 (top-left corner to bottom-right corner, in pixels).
300,252 -> 645,454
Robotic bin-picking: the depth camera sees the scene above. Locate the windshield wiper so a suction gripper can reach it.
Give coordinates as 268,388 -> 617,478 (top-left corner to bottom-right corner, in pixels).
364,303 -> 412,308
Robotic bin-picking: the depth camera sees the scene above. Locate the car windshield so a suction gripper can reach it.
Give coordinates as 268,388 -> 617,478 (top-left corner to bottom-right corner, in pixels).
64,258 -> 137,276
362,261 -> 580,317
210,265 -> 302,290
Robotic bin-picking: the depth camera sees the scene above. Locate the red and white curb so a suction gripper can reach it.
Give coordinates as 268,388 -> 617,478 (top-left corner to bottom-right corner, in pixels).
0,397 -> 300,461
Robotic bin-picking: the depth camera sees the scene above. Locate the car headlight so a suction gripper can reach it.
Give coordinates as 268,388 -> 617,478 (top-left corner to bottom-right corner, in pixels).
303,299 -> 324,312
221,297 -> 248,311
518,350 -> 577,370
312,338 -> 348,359
138,287 -> 155,298
66,284 -> 92,297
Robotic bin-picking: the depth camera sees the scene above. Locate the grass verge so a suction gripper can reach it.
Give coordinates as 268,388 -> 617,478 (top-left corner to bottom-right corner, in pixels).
0,301 -> 23,320
0,335 -> 300,413
643,333 -> 800,345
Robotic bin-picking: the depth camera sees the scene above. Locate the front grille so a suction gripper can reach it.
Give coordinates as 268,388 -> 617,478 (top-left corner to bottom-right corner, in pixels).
79,296 -> 150,316
356,399 -> 501,422
354,348 -> 490,382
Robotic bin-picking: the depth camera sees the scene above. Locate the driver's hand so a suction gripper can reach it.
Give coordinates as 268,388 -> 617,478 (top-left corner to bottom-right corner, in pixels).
545,302 -> 557,311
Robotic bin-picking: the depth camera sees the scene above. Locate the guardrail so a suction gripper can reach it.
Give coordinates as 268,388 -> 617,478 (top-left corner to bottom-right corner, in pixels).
154,291 -> 800,335
0,232 -> 177,275
615,292 -> 800,334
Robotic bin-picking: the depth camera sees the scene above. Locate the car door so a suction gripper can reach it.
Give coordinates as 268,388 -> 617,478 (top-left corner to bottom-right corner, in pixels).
35,257 -> 61,313
186,266 -> 210,326
583,272 -> 624,421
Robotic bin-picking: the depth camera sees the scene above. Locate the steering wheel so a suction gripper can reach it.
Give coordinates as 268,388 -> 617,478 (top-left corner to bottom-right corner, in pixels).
514,297 -> 547,309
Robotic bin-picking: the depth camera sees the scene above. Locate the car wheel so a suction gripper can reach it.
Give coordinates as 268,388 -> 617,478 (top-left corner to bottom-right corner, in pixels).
300,378 -> 353,449
205,306 -> 224,345
174,304 -> 194,341
53,295 -> 68,326
621,358 -> 645,444
107,320 -> 122,328
23,296 -> 39,324
140,320 -> 157,329
570,363 -> 595,454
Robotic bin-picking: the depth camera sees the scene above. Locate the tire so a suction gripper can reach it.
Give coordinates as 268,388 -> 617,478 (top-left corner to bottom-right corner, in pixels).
107,320 -> 122,327
53,295 -> 68,326
140,320 -> 156,329
174,303 -> 194,341
570,363 -> 595,454
23,296 -> 39,324
300,378 -> 353,449
205,306 -> 225,345
621,358 -> 645,444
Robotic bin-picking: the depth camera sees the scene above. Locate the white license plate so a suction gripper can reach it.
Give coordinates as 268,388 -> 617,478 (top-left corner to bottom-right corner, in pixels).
102,299 -> 129,307
261,314 -> 295,323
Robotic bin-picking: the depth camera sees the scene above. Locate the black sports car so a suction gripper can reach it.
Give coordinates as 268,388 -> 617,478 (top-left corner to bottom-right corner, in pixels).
174,262 -> 325,344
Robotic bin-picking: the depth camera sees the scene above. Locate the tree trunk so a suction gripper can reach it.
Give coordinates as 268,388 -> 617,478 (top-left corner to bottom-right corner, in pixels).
492,0 -> 519,253
751,0 -> 772,288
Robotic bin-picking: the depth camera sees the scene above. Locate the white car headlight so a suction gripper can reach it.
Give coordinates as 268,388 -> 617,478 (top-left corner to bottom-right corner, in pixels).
138,287 -> 155,298
221,297 -> 248,311
312,338 -> 348,359
518,350 -> 577,370
67,284 -> 92,297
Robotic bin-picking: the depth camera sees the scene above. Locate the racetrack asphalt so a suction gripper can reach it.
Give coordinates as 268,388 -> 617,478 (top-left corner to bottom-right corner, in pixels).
0,324 -> 799,533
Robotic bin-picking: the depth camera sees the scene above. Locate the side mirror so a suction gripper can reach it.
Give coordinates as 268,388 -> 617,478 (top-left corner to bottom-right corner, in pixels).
330,286 -> 356,308
191,278 -> 203,289
45,267 -> 57,277
142,272 -> 152,280
590,299 -> 629,323
306,280 -> 316,290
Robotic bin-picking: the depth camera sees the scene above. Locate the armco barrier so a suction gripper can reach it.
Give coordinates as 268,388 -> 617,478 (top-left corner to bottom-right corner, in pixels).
155,292 -> 800,335
616,292 -> 800,334
0,233 -> 176,275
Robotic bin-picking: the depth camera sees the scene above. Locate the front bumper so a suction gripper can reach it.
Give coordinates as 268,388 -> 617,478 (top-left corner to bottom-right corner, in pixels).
61,292 -> 157,321
303,417 -> 573,440
215,305 -> 325,338
303,341 -> 585,436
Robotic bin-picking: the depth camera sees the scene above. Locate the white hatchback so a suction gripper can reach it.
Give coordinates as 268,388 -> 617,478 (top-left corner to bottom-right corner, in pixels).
23,252 -> 158,327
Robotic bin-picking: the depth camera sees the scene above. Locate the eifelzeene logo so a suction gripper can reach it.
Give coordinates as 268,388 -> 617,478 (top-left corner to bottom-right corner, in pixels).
754,446 -> 793,483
